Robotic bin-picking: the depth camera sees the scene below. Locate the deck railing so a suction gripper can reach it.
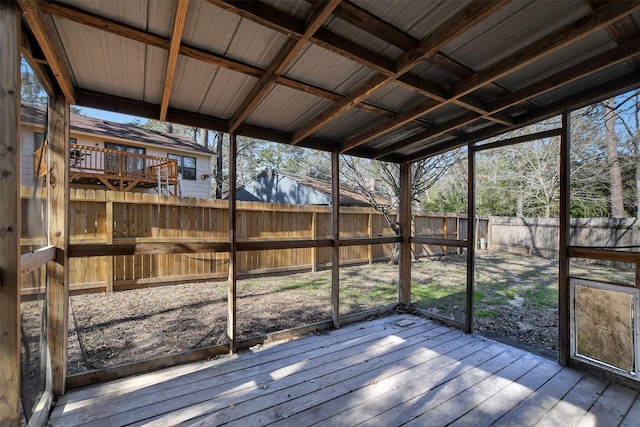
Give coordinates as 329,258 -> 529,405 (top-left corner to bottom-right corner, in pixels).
68,144 -> 178,188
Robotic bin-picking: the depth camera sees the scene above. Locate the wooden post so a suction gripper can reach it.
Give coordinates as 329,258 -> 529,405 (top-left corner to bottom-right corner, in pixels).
466,144 -> 476,333
311,211 -> 317,272
558,111 -> 571,366
47,94 -> 70,396
0,3 -> 21,423
331,150 -> 340,328
105,201 -> 114,292
367,213 -> 373,264
399,162 -> 411,304
228,133 -> 237,352
442,216 -> 448,255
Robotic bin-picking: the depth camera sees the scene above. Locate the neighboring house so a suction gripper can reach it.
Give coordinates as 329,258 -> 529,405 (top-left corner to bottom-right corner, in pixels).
235,169 -> 389,207
20,104 -> 215,198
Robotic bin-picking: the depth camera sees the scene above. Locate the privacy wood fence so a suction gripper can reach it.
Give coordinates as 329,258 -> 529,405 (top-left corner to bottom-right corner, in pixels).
20,188 -> 471,295
489,216 -> 640,258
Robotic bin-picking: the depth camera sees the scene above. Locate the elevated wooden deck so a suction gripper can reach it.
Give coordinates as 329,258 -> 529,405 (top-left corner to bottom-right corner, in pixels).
48,315 -> 640,426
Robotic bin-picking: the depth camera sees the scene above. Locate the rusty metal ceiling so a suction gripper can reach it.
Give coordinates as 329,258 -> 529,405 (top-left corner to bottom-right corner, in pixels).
18,0 -> 640,163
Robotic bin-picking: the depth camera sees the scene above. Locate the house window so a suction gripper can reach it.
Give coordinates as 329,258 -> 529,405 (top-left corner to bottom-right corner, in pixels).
168,153 -> 196,181
105,143 -> 145,174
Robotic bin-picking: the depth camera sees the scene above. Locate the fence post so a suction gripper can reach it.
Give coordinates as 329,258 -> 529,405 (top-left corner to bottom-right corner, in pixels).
105,201 -> 114,293
311,211 -> 317,272
367,212 -> 373,264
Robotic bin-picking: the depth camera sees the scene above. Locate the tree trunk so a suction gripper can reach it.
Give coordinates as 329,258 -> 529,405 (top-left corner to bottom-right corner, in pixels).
201,128 -> 209,149
604,98 -> 625,218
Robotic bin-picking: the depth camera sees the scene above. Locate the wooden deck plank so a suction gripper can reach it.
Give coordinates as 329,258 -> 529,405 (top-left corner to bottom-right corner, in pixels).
621,394 -> 640,427
55,314 -> 409,406
448,357 -> 563,427
422,355 -> 540,426
356,345 -> 524,427
491,367 -> 585,426
51,316 -> 431,424
136,324 -> 462,426
576,383 -> 638,427
47,314 -> 640,427
226,333 -> 492,427
283,337 -> 502,427
534,375 -> 609,427
327,341 -> 511,427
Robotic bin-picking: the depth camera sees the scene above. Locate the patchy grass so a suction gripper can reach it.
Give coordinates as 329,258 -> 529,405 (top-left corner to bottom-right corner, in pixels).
60,250 -> 636,373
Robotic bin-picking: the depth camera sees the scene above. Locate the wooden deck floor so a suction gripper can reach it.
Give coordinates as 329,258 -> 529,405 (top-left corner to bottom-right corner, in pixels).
48,314 -> 640,426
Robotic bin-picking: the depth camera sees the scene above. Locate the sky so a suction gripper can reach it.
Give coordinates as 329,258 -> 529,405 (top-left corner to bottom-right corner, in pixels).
77,106 -> 145,125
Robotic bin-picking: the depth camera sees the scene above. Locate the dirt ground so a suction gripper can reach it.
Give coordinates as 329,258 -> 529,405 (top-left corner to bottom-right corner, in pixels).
20,251 -> 635,377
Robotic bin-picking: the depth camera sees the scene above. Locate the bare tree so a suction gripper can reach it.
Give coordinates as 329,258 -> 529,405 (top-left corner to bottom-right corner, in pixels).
342,153 -> 459,263
604,97 -> 625,217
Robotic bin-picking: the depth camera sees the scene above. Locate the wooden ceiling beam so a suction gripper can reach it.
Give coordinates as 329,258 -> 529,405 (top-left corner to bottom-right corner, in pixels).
74,88 -> 340,154
350,35 -> 640,156
405,70 -> 640,164
212,0 -> 501,129
489,35 -> 640,115
40,1 -> 409,124
341,1 -> 640,154
330,0 -> 417,52
373,112 -> 481,159
228,0 -> 340,133
159,0 -> 189,121
451,1 -> 640,99
20,28 -> 56,96
17,0 -> 75,102
290,1 -> 508,145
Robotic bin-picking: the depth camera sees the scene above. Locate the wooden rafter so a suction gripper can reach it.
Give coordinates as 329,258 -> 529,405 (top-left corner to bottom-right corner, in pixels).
39,1 -> 426,133
21,28 -> 56,95
328,1 -> 513,126
211,0 -> 503,125
290,0 -> 508,145
406,70 -> 640,163
17,0 -> 75,102
452,1 -> 640,100
368,35 -> 640,158
342,1 -> 640,154
373,112 -> 481,160
159,0 -> 189,121
228,0 -> 340,133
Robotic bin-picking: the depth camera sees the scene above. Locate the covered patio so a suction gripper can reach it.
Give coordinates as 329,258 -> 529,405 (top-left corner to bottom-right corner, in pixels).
3,0 -> 640,425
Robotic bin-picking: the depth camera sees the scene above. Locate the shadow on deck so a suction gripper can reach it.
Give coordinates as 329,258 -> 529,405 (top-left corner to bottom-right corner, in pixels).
48,314 -> 640,426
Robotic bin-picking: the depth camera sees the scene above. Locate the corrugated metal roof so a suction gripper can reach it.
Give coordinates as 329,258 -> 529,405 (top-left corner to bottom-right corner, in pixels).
25,0 -> 640,163
247,84 -> 334,132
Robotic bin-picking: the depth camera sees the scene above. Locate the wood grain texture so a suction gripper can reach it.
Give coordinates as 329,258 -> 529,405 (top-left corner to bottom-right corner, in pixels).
47,94 -> 70,396
0,3 -> 21,424
47,314 -> 640,427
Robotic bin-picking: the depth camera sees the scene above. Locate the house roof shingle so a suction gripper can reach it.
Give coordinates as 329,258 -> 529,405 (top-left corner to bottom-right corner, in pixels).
21,104 -> 215,156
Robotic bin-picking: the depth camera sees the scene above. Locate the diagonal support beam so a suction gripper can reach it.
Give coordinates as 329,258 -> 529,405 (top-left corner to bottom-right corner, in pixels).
159,0 -> 189,121
40,1 -> 398,123
289,1 -> 508,145
228,0 -> 340,133
17,0 -> 75,102
357,34 -> 640,158
341,0 -> 640,153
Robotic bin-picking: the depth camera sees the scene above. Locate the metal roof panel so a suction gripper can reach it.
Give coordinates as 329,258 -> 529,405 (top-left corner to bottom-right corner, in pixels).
53,18 -> 145,100
284,43 -> 377,94
247,85 -> 334,132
